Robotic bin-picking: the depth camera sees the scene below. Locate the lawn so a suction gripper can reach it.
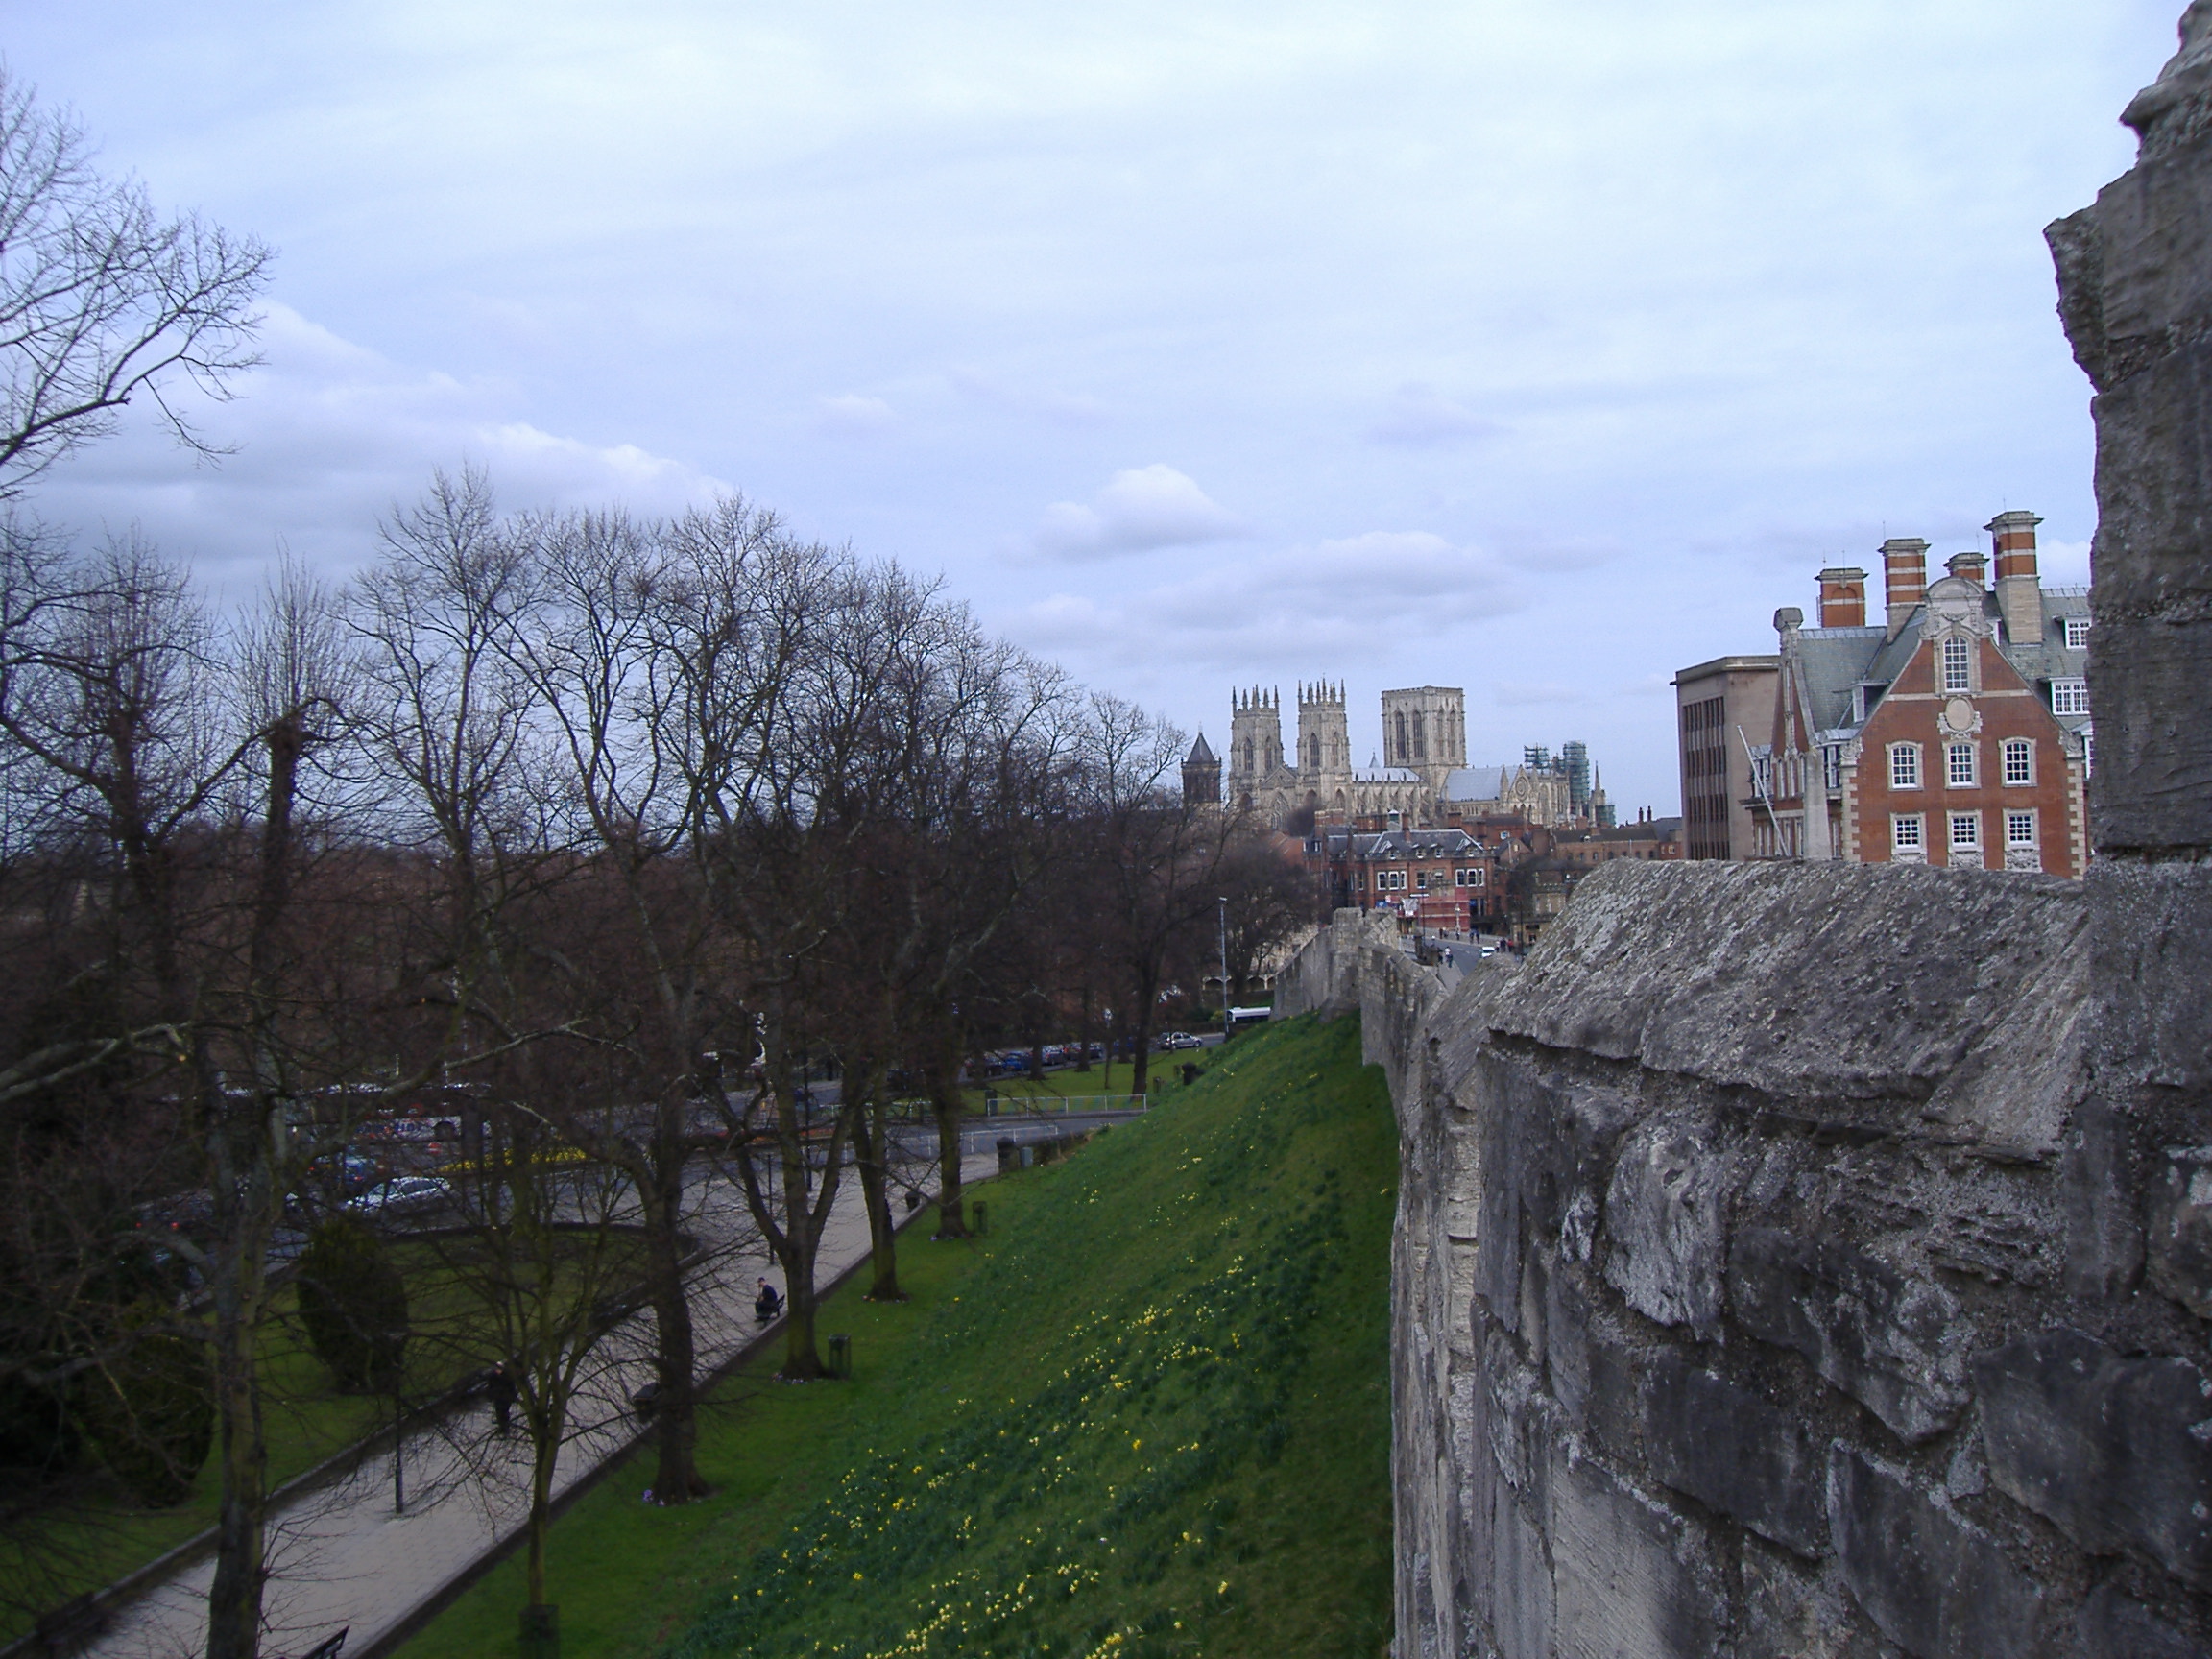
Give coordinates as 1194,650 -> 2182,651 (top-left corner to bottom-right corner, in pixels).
395,1012 -> 1398,1659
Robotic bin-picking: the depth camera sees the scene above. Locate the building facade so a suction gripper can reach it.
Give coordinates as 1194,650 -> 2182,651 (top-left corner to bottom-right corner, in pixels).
1673,654 -> 1780,859
1756,512 -> 2090,877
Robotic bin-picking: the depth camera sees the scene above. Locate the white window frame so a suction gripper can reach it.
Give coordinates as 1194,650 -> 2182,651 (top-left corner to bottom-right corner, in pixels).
1374,869 -> 1407,891
1948,811 -> 1982,849
1455,866 -> 1485,888
1892,813 -> 1925,854
2064,616 -> 2091,651
1822,744 -> 1842,791
2002,738 -> 2033,786
1946,742 -> 1977,788
1941,634 -> 1973,693
2052,678 -> 2089,717
1889,742 -> 1922,790
2006,811 -> 2038,848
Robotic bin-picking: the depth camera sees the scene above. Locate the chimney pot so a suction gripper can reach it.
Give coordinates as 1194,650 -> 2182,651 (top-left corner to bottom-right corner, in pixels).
1880,538 -> 1930,638
1987,509 -> 2044,644
1816,566 -> 1868,629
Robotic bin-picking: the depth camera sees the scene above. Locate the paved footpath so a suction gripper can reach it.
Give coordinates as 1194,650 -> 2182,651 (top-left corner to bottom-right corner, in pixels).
84,1154 -> 998,1659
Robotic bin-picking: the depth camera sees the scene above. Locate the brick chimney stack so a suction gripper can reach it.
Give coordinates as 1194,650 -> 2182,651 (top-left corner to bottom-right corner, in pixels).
1816,566 -> 1868,629
1987,509 -> 2044,644
1880,538 -> 1929,638
1946,550 -> 1988,587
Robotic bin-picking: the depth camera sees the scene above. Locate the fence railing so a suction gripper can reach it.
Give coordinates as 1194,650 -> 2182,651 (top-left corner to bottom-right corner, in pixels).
981,1093 -> 1148,1116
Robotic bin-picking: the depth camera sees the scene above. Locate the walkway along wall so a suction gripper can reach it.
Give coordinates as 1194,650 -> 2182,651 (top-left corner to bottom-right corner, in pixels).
1280,863 -> 2211,1656
1277,13 -> 2212,1653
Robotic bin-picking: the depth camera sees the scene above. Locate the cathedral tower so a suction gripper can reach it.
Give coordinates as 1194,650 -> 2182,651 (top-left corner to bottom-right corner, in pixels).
1227,687 -> 1284,809
1381,685 -> 1466,795
1297,680 -> 1351,783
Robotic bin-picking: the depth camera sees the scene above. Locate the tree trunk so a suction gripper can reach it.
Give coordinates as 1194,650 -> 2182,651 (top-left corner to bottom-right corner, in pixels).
527,1428 -> 557,1604
646,1170 -> 704,1502
781,1208 -> 824,1379
926,1052 -> 967,1238
204,1203 -> 272,1659
1128,973 -> 1158,1100
851,1066 -> 902,1301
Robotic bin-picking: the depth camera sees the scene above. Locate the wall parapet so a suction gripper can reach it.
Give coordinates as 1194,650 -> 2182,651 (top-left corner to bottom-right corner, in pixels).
1291,859 -> 2212,1657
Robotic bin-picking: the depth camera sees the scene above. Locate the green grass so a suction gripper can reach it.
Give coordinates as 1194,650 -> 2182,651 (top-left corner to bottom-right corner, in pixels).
395,1013 -> 1396,1659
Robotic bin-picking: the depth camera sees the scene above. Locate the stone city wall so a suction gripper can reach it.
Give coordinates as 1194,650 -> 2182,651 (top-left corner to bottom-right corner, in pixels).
1278,859 -> 2212,1657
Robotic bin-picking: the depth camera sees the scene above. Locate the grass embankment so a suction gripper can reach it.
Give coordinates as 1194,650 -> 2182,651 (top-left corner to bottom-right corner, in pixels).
396,1012 -> 1397,1659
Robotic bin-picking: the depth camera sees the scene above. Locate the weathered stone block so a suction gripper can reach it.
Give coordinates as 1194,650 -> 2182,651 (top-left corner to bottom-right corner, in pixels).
1827,1447 -> 2042,1658
2148,1144 -> 2212,1318
1973,1327 -> 2212,1590
1740,1542 -> 1886,1659
2075,1582 -> 2210,1659
1602,1118 -> 1730,1334
1640,1353 -> 1826,1558
1729,1226 -> 1970,1443
2088,862 -> 2212,1093
1550,1451 -> 1723,1659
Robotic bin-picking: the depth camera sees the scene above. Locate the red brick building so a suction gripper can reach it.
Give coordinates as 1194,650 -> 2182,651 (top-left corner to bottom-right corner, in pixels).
1758,512 -> 2090,876
1308,826 -> 1517,929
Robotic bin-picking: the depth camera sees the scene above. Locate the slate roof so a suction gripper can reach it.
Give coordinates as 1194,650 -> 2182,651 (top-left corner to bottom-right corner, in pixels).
1186,731 -> 1216,765
1442,765 -> 1507,800
1790,588 -> 2092,743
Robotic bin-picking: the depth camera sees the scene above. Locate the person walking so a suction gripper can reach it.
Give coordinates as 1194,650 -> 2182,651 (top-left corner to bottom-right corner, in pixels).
485,1360 -> 517,1435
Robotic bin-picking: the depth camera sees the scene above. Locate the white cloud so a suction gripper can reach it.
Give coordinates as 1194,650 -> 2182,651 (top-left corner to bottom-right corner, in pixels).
1000,528 -> 1524,670
1365,382 -> 1501,447
1027,464 -> 1246,561
813,393 -> 897,435
30,303 -> 729,594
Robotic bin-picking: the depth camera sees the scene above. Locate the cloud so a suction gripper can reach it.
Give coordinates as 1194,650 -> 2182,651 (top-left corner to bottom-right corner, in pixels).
1000,528 -> 1525,670
950,367 -> 1109,424
1027,464 -> 1246,561
30,303 -> 728,593
813,393 -> 897,435
1365,382 -> 1502,447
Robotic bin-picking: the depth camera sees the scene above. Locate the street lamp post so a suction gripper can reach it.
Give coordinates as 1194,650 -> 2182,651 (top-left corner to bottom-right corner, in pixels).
1217,897 -> 1231,1043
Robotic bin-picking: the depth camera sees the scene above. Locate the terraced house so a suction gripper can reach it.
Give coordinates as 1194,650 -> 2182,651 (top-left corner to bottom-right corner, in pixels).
1755,511 -> 2090,875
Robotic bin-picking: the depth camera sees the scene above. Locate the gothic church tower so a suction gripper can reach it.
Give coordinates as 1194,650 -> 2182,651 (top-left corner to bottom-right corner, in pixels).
1227,687 -> 1284,810
1297,680 -> 1352,788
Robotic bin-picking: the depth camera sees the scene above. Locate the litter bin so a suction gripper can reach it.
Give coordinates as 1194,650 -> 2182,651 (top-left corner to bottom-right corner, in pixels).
997,1136 -> 1018,1174
972,1200 -> 989,1236
828,1334 -> 852,1379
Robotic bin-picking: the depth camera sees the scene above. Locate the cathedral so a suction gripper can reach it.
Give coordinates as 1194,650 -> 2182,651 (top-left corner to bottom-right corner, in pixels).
1189,682 -> 1609,831
1220,682 -> 1454,828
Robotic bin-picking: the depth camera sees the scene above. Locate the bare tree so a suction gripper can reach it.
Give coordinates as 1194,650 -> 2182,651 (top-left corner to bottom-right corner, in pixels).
0,71 -> 270,494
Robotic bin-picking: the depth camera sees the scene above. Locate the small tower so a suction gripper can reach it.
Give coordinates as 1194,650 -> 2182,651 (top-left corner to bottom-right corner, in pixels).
1227,687 -> 1283,807
1182,730 -> 1220,807
1297,679 -> 1351,781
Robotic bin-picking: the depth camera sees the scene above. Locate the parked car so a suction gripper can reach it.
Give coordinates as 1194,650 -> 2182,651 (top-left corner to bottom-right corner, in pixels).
1160,1031 -> 1203,1051
344,1175 -> 451,1220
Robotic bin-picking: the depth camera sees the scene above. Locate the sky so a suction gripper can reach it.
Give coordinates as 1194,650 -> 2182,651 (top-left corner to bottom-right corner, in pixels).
0,1 -> 2183,813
